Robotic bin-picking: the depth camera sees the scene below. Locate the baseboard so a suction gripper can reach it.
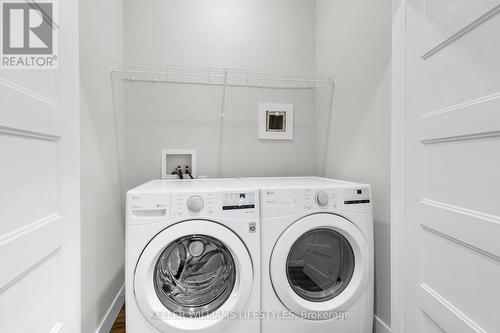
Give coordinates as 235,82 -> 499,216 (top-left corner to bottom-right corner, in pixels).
374,315 -> 392,333
95,284 -> 125,333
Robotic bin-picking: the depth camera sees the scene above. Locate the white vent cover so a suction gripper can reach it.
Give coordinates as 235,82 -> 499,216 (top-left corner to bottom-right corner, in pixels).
258,103 -> 294,140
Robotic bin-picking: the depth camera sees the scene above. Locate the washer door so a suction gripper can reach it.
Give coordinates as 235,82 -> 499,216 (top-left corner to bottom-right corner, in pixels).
134,220 -> 253,333
270,213 -> 369,319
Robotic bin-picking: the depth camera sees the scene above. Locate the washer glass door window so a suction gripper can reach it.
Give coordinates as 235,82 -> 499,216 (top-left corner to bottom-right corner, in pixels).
134,220 -> 253,333
270,213 -> 369,317
286,228 -> 355,302
154,235 -> 236,317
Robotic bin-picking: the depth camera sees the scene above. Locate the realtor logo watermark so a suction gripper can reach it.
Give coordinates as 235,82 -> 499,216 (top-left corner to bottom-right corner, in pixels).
1,0 -> 57,68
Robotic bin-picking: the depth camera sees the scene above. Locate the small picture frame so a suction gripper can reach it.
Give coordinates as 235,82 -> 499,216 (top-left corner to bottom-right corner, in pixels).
258,103 -> 293,140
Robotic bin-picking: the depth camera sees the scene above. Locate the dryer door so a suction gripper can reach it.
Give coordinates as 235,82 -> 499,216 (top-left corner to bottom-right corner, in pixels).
270,213 -> 369,319
134,220 -> 253,333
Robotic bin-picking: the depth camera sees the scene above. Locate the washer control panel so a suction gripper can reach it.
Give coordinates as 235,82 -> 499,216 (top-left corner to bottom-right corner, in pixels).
174,193 -> 214,217
172,191 -> 257,218
222,192 -> 256,211
344,188 -> 370,205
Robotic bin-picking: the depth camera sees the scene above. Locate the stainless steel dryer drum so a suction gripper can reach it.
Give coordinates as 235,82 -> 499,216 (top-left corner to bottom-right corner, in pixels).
286,228 -> 355,302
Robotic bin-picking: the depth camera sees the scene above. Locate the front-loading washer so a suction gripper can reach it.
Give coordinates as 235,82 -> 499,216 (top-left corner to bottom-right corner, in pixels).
242,177 -> 374,333
125,179 -> 260,333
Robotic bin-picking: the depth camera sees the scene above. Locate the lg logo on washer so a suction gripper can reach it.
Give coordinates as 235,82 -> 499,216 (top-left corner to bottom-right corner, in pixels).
1,0 -> 58,68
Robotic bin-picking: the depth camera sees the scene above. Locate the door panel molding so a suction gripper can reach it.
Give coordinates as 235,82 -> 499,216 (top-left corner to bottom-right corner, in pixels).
0,249 -> 63,332
420,130 -> 500,145
421,224 -> 500,262
421,91 -> 500,119
421,1 -> 500,60
420,92 -> 500,143
420,199 -> 500,258
0,77 -> 60,108
0,126 -> 60,141
419,284 -> 486,333
0,248 -> 60,294
0,128 -> 62,236
0,215 -> 62,289
0,84 -> 62,136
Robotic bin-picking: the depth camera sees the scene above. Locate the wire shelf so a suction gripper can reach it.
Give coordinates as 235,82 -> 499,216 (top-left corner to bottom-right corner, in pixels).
111,61 -> 333,89
110,62 -> 335,191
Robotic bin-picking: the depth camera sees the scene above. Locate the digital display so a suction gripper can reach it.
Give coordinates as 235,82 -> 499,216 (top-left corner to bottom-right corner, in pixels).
223,204 -> 255,210
223,192 -> 255,210
344,188 -> 369,205
344,200 -> 370,205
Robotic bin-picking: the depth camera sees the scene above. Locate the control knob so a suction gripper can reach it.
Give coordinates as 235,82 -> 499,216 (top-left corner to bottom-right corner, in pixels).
187,195 -> 204,212
315,191 -> 329,207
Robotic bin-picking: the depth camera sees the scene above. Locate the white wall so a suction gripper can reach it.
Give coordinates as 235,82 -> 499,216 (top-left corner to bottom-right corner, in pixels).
124,0 -> 316,72
316,0 -> 392,327
80,0 -> 125,332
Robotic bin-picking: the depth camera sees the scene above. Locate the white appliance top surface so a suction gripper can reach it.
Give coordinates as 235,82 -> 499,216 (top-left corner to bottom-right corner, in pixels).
242,176 -> 368,188
129,178 -> 258,193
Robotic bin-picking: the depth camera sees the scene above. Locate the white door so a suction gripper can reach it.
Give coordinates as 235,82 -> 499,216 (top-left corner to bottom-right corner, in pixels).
392,0 -> 500,332
0,0 -> 80,332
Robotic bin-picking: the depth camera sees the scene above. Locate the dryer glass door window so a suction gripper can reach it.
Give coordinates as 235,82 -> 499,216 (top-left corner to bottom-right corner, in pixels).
286,228 -> 355,302
153,235 -> 236,317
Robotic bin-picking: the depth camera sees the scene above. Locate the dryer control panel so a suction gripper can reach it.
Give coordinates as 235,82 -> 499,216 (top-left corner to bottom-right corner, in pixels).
260,187 -> 372,217
304,189 -> 337,209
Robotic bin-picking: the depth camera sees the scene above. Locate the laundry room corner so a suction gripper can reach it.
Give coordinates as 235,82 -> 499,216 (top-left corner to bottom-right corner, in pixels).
79,0 -> 126,332
85,0 -> 392,332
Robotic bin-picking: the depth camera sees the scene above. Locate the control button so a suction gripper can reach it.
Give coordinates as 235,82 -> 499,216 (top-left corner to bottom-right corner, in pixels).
187,195 -> 204,212
315,191 -> 329,207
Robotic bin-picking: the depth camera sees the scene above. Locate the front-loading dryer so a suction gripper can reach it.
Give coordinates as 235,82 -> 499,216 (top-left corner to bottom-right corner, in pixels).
126,179 -> 260,333
243,177 -> 374,333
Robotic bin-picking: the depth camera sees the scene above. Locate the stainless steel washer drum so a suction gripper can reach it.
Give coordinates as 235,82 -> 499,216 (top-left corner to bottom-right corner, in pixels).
153,235 -> 236,317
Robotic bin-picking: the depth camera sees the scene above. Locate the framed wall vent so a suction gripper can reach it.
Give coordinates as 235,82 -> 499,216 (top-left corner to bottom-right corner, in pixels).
258,103 -> 294,140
